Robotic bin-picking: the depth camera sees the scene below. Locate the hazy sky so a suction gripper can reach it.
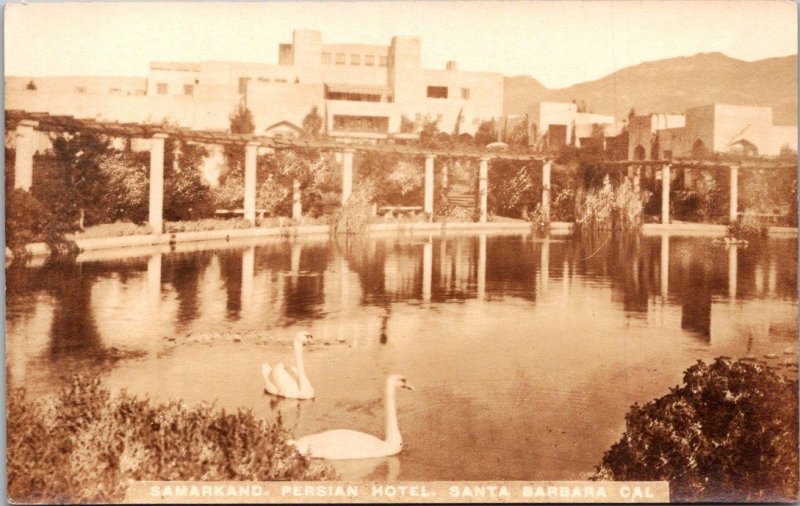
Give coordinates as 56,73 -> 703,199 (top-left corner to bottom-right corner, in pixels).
5,1 -> 797,89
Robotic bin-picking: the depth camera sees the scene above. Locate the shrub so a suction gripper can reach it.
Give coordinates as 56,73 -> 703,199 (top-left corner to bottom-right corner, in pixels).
72,221 -> 152,239
330,182 -> 376,234
5,188 -> 52,254
99,151 -> 150,224
165,218 -> 251,233
31,132 -> 112,230
574,176 -> 646,232
672,171 -> 727,224
356,151 -> 422,207
488,160 -> 539,218
163,140 -> 216,222
8,376 -> 331,504
593,357 -> 798,503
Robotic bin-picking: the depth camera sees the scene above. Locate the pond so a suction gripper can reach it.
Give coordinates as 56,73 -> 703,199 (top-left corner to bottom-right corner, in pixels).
6,231 -> 798,481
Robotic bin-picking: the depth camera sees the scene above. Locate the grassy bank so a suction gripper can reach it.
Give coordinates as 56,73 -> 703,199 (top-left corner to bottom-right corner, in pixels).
8,376 -> 331,504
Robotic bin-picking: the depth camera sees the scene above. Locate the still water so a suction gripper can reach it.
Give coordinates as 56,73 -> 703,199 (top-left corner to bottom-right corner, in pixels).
6,232 -> 798,480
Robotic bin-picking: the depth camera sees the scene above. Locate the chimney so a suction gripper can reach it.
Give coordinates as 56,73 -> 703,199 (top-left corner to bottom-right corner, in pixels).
446,61 -> 458,71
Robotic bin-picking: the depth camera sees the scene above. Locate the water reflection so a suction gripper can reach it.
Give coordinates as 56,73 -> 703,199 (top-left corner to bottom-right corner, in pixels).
5,232 -> 798,480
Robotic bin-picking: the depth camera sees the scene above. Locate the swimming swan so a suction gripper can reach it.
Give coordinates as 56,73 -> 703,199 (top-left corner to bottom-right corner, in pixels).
290,374 -> 414,459
262,331 -> 314,399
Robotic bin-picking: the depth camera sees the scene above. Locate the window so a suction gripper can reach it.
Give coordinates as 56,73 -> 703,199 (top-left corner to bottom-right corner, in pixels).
183,84 -> 193,96
427,86 -> 448,99
365,55 -> 375,66
238,77 -> 250,95
336,53 -> 346,65
461,88 -> 470,100
326,88 -> 383,102
379,55 -> 388,67
333,115 -> 389,133
322,52 -> 331,64
156,83 -> 168,95
275,78 -> 287,83
351,54 -> 361,65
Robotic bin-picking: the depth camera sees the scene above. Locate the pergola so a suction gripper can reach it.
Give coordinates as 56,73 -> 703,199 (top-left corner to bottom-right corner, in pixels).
8,110 -> 796,233
600,159 -> 797,225
7,110 -> 555,232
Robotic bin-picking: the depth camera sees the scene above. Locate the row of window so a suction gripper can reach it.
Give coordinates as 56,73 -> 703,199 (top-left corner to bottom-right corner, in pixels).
332,115 -> 389,133
155,81 -> 471,100
156,83 -> 195,95
322,52 -> 388,67
426,86 -> 470,100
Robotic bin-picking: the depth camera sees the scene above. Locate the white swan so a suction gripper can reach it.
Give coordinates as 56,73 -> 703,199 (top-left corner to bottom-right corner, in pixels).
262,331 -> 314,399
290,374 -> 414,459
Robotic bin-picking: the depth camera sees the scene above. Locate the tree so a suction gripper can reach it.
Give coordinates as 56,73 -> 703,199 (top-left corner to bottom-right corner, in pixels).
569,121 -> 577,147
25,80 -> 37,91
507,115 -> 529,146
229,102 -> 255,135
302,106 -> 323,139
99,151 -> 150,224
222,103 -> 256,184
474,120 -> 498,146
400,115 -> 415,133
32,132 -> 112,230
419,119 -> 440,148
162,140 -> 215,221
452,108 -> 464,137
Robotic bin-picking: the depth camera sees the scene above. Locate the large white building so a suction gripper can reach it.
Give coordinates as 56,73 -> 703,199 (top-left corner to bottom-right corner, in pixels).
151,29 -> 504,140
7,30 -> 504,142
526,102 -> 617,149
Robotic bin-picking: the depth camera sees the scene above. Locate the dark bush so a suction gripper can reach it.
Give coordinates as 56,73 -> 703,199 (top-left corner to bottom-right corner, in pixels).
593,357 -> 798,503
8,376 -> 331,504
5,188 -> 52,254
487,159 -> 540,218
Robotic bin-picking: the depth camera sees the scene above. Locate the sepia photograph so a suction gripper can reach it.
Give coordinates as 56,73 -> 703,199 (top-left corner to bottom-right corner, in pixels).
3,0 -> 798,503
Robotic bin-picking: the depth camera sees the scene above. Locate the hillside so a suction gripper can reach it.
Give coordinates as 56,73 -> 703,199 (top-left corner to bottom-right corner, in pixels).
505,52 -> 798,125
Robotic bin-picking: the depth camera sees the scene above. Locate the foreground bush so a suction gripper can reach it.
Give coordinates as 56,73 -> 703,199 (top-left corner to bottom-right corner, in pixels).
5,188 -> 53,254
8,376 -> 330,504
593,357 -> 798,502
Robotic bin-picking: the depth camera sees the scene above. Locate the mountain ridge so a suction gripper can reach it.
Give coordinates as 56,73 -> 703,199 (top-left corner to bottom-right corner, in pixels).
505,52 -> 798,126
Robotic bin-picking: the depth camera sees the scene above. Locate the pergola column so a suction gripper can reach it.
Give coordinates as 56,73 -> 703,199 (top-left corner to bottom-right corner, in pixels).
14,120 -> 38,190
244,142 -> 258,224
478,157 -> 489,222
661,163 -> 671,225
660,233 -> 669,299
424,154 -> 435,216
542,159 -> 552,220
292,178 -> 302,219
729,165 -> 739,223
341,149 -> 354,204
148,133 -> 167,234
